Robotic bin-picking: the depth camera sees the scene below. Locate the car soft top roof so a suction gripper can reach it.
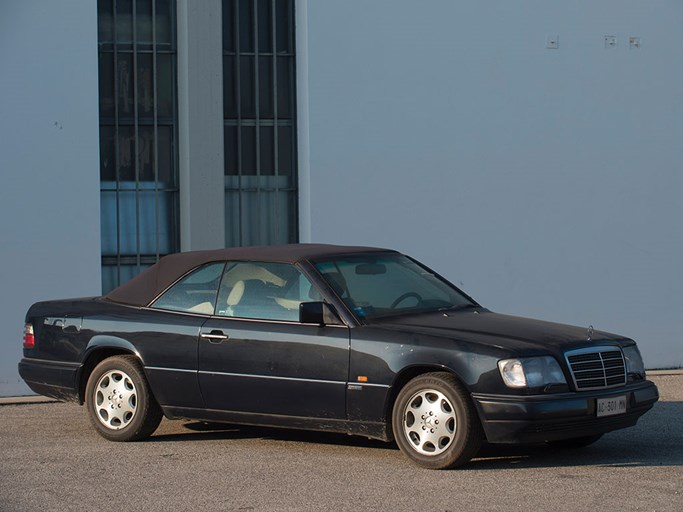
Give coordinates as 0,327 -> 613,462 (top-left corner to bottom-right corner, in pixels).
104,243 -> 394,307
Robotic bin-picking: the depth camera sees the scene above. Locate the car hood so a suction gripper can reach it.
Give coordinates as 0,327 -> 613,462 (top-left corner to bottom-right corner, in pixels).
371,308 -> 627,353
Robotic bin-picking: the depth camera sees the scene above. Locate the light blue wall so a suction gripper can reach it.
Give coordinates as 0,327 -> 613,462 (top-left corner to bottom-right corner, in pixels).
0,1 -> 678,399
302,0 -> 683,368
0,1 -> 101,395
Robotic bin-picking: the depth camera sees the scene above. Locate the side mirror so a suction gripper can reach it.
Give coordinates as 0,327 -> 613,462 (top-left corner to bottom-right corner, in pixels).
299,302 -> 340,326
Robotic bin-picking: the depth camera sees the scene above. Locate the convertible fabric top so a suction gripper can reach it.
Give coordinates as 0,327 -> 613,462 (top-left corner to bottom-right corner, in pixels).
104,243 -> 394,307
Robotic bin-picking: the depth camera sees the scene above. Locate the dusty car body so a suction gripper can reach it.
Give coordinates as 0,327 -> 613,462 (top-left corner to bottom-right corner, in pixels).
19,244 -> 658,468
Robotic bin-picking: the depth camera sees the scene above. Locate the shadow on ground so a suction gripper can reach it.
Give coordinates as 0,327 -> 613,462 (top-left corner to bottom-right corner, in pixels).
148,401 -> 683,470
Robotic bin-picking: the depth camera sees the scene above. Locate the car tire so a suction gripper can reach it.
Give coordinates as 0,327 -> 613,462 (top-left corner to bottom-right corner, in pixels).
85,355 -> 163,441
392,372 -> 483,469
546,434 -> 603,449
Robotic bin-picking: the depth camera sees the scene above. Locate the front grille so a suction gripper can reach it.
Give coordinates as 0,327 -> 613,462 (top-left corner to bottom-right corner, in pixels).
565,347 -> 626,390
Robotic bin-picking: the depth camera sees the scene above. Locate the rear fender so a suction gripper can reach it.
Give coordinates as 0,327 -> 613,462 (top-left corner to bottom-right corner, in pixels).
76,335 -> 144,404
84,335 -> 143,363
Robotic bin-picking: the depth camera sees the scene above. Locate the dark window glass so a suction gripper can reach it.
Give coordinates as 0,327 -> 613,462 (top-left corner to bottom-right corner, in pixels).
275,0 -> 291,53
258,56 -> 273,118
137,126 -> 156,181
238,0 -> 254,52
257,0 -> 272,53
116,53 -> 135,118
223,0 -> 235,52
239,56 -> 255,118
154,0 -> 174,46
135,0 -> 153,45
156,54 -> 174,118
224,126 -> 238,175
157,125 -> 174,184
277,57 -> 292,119
223,55 -> 237,118
278,125 -> 292,175
99,126 -> 116,181
116,125 -> 136,181
98,52 -> 115,118
115,0 -> 133,45
97,0 -> 114,44
137,53 -> 154,117
259,126 -> 274,175
287,191 -> 298,241
241,126 -> 256,175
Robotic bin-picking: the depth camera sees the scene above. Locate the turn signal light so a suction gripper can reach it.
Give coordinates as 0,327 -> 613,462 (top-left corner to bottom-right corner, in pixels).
23,324 -> 35,349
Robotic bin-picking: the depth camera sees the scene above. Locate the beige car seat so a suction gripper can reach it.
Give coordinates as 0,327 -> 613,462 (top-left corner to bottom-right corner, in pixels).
224,280 -> 245,316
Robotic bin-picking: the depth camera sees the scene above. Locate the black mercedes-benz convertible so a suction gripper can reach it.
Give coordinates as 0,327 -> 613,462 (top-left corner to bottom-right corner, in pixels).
19,244 -> 658,469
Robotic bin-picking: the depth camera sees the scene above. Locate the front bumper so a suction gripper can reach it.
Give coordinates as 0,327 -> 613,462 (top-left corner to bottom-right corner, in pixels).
472,380 -> 659,444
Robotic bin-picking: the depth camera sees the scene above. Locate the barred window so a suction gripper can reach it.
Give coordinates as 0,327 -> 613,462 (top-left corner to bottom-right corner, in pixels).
98,0 -> 180,293
223,0 -> 298,247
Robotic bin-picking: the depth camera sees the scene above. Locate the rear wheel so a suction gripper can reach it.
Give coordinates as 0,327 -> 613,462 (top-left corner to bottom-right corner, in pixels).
392,372 -> 483,469
85,355 -> 162,441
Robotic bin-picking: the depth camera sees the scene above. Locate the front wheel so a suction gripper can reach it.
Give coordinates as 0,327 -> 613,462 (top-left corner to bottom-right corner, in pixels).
392,372 -> 483,469
85,355 -> 163,441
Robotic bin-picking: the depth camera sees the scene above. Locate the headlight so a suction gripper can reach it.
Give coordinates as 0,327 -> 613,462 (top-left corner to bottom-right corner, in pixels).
498,356 -> 567,388
623,345 -> 645,377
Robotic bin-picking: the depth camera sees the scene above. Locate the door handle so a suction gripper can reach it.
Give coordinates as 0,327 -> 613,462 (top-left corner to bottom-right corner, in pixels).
200,330 -> 229,343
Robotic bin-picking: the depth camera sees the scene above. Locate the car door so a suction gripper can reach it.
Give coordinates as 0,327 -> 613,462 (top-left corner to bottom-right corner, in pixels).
145,261 -> 227,408
197,261 -> 350,419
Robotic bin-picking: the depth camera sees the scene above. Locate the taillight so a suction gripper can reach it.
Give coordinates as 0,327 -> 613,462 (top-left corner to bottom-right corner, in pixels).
23,323 -> 35,349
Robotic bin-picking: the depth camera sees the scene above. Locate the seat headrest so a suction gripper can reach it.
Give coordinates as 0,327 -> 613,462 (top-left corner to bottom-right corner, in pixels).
226,280 -> 245,306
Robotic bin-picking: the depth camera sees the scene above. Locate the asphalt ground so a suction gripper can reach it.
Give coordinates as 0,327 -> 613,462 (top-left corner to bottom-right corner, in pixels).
0,374 -> 681,512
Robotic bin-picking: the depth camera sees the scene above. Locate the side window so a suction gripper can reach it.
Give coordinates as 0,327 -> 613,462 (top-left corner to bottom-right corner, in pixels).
216,261 -> 316,322
151,262 -> 226,314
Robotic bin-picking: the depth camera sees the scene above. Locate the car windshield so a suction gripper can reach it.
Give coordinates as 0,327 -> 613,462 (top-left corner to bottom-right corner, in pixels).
313,254 -> 476,321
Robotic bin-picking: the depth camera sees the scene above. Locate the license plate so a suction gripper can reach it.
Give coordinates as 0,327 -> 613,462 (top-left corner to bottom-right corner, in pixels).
596,395 -> 627,417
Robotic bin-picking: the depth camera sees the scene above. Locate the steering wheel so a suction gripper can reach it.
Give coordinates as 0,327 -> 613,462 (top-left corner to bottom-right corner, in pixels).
390,292 -> 423,309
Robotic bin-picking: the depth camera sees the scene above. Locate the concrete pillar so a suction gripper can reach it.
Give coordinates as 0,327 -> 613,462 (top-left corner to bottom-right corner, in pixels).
177,0 -> 225,251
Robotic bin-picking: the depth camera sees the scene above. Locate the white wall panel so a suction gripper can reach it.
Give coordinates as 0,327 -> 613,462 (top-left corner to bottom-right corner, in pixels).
302,0 -> 683,368
0,1 -> 101,395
